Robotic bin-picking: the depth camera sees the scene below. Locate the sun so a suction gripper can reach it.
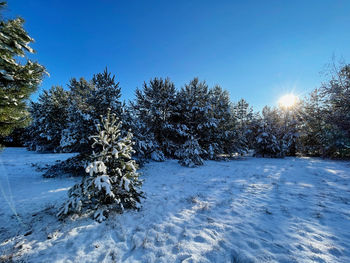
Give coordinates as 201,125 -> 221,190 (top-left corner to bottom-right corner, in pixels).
278,94 -> 299,108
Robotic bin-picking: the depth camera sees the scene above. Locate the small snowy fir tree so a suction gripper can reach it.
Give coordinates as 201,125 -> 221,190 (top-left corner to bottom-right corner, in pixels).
58,111 -> 143,222
176,136 -> 204,167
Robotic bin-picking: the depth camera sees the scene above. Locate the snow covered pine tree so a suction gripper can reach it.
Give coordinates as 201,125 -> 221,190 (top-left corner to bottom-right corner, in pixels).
176,136 -> 204,167
255,121 -> 281,157
58,110 -> 143,222
26,86 -> 69,152
132,77 -> 177,160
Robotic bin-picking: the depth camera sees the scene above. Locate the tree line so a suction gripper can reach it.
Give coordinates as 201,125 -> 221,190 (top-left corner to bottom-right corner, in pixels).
1,62 -> 348,172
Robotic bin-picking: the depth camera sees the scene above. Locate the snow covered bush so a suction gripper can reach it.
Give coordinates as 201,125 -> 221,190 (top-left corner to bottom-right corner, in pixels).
58,111 -> 143,222
176,136 -> 204,167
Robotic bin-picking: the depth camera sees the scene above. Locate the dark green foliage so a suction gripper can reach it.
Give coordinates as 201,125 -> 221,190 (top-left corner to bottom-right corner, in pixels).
0,1 -> 46,138
299,89 -> 326,156
43,154 -> 89,178
175,78 -> 212,145
174,78 -> 215,161
0,127 -> 25,146
22,61 -> 350,170
24,69 -> 124,178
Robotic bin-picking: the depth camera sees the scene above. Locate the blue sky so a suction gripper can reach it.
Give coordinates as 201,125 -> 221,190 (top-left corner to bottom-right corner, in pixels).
7,0 -> 350,110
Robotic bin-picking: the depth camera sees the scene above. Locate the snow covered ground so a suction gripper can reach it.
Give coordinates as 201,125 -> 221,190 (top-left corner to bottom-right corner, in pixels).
1,148 -> 350,263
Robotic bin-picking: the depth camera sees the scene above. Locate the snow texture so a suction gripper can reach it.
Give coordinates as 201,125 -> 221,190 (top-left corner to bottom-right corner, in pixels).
1,148 -> 350,262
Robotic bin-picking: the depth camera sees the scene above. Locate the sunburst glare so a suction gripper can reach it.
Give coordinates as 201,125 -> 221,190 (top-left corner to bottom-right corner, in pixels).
278,94 -> 299,108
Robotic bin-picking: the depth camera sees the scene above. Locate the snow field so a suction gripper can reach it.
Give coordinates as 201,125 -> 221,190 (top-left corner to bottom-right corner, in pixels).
1,148 -> 350,262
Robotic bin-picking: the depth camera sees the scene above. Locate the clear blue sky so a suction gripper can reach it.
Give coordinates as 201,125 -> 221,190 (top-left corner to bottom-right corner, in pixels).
7,0 -> 350,110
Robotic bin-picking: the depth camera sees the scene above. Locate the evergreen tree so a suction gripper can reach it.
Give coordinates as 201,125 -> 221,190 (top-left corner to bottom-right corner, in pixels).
58,111 -> 143,222
133,77 -> 177,159
232,98 -> 254,151
299,89 -> 326,156
321,64 -> 350,157
0,2 -> 46,138
174,78 -> 214,158
174,78 -> 245,161
279,102 -> 302,156
299,63 -> 350,158
209,86 -> 245,157
122,103 -> 161,162
255,121 -> 281,157
46,71 -> 124,177
254,107 -> 283,157
281,113 -> 300,156
89,68 -> 123,120
26,86 -> 68,152
60,69 -> 123,154
254,105 -> 302,158
60,77 -> 94,153
176,136 -> 204,167
0,127 -> 25,146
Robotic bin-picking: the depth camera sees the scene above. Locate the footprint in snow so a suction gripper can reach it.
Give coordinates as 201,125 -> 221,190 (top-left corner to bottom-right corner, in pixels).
193,235 -> 206,243
246,240 -> 259,249
308,244 -> 322,254
176,254 -> 192,262
328,247 -> 342,257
